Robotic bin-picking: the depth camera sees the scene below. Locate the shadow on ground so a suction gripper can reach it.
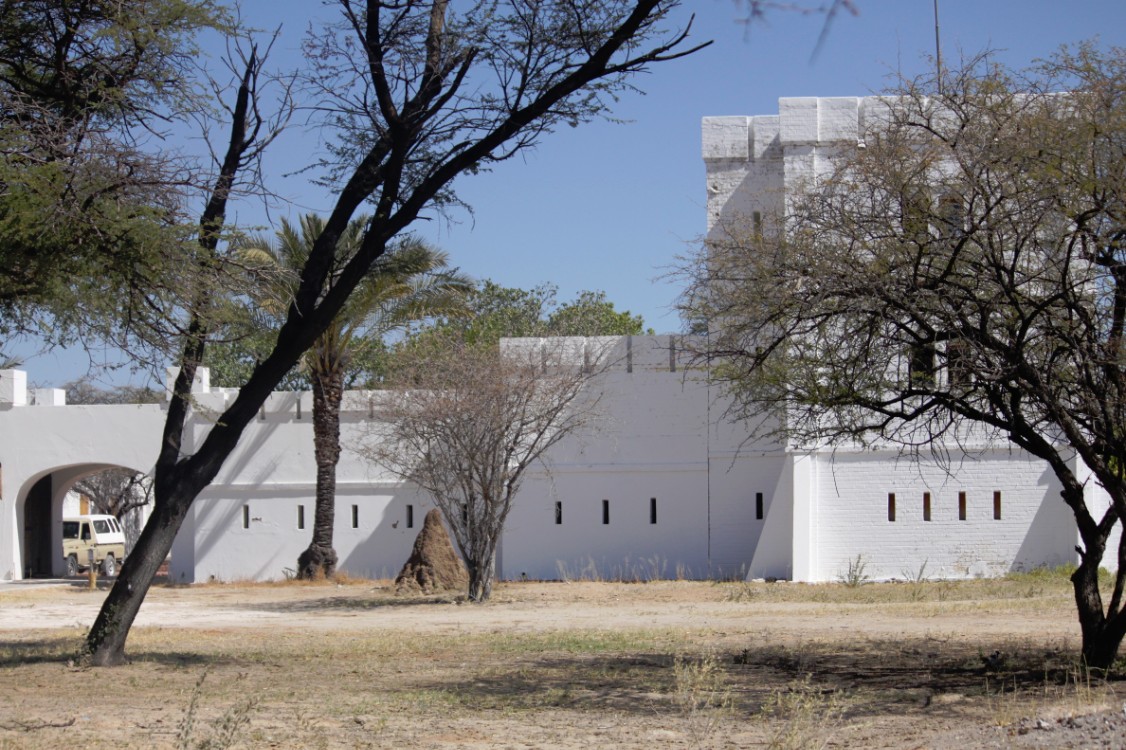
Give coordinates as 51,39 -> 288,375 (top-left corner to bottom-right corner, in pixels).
399,635 -> 1117,720
237,592 -> 465,613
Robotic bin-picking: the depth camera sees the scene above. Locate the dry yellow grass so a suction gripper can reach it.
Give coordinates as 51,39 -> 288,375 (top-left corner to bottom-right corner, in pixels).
0,572 -> 1117,749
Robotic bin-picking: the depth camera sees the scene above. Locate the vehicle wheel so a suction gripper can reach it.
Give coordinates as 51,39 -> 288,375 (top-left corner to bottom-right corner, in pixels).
65,555 -> 78,577
101,554 -> 116,577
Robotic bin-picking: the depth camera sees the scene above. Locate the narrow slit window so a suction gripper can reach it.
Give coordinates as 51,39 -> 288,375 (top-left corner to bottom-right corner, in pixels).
755,492 -> 764,520
923,492 -> 931,521
462,503 -> 468,525
602,499 -> 610,525
351,504 -> 359,529
909,342 -> 936,387
888,493 -> 896,522
297,505 -> 305,530
993,491 -> 1002,520
406,504 -> 414,529
650,497 -> 657,525
958,492 -> 967,521
555,501 -> 563,525
242,505 -> 250,529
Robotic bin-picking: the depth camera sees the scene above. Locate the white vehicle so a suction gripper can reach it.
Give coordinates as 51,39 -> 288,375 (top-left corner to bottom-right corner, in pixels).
62,515 -> 126,577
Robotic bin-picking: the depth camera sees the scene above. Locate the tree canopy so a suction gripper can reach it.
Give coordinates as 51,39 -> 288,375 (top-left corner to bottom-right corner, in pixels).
0,0 -> 229,346
224,212 -> 472,579
413,280 -> 648,347
84,0 -> 706,666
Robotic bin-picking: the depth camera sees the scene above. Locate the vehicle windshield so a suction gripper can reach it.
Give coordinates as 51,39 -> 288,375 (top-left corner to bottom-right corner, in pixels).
62,522 -> 79,539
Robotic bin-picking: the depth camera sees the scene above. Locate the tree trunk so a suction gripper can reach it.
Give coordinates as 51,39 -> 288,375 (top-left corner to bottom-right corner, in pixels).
1072,557 -> 1126,672
466,551 -> 496,602
1062,473 -> 1126,673
85,486 -> 194,666
297,364 -> 343,579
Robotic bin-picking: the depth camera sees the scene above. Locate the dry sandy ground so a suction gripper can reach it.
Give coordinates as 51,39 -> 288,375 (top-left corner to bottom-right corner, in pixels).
0,577 -> 1122,748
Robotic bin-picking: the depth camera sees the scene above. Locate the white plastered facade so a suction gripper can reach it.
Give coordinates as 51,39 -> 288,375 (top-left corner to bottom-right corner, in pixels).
0,96 -> 1108,583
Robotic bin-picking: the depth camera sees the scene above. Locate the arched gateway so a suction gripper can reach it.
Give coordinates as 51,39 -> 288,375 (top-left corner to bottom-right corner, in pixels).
0,370 -> 164,579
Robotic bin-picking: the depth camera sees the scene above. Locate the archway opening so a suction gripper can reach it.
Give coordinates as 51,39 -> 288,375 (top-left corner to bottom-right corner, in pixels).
17,464 -> 151,578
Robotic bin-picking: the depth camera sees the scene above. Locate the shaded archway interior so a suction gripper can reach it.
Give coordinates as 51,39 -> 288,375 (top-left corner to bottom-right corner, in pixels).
19,464 -> 146,578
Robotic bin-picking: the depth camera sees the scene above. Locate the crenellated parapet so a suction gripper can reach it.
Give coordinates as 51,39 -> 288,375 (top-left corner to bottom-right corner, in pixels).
702,96 -> 901,164
703,96 -> 901,234
500,335 -> 696,375
1,335 -> 698,421
0,370 -> 66,409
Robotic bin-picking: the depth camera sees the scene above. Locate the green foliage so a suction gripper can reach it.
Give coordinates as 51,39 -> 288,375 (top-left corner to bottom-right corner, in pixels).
0,0 -> 229,343
547,290 -> 648,337
0,0 -> 228,124
0,150 -> 189,338
414,280 -> 554,345
204,319 -> 310,391
410,280 -> 648,349
206,215 -> 471,390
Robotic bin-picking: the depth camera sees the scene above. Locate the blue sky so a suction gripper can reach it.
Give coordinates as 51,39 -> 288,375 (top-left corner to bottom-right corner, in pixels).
13,0 -> 1126,387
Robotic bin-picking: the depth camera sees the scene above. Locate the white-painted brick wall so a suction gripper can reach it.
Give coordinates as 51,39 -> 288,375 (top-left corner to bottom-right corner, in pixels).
817,97 -> 860,142
779,97 -> 819,144
701,116 -> 751,160
807,449 -> 1075,582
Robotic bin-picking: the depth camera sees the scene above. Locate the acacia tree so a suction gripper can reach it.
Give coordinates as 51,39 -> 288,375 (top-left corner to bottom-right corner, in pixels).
0,0 -> 227,346
85,0 -> 706,666
362,336 -> 607,601
240,213 -> 471,580
681,46 -> 1126,670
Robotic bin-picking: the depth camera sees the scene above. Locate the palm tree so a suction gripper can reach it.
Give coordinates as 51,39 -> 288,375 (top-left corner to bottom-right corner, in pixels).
243,214 -> 471,579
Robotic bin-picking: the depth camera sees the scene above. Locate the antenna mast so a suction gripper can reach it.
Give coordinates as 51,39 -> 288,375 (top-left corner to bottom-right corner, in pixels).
934,0 -> 943,94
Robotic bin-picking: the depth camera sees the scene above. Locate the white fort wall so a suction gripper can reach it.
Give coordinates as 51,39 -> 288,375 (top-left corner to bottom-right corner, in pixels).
0,369 -> 165,579
171,335 -> 781,583
171,335 -> 785,582
0,336 -> 780,583
168,392 -> 434,582
0,328 -> 1105,583
500,336 -> 783,581
801,448 -> 1074,582
704,96 -> 892,236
